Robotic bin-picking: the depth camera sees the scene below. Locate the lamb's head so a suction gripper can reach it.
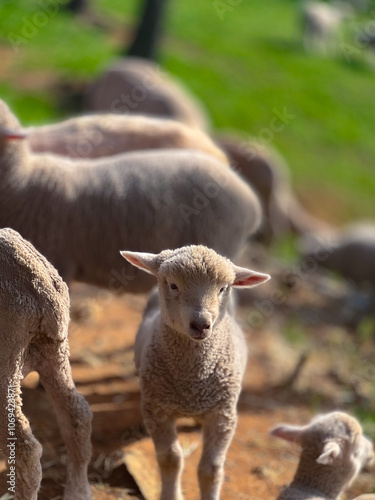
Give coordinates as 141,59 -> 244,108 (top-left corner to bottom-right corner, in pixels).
121,245 -> 270,341
271,412 -> 374,488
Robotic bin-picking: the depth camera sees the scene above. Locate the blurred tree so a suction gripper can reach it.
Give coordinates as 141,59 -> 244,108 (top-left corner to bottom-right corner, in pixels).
126,0 -> 169,60
63,0 -> 88,14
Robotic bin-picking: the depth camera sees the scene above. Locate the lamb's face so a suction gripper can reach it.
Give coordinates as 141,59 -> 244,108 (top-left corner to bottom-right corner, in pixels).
120,245 -> 270,342
158,269 -> 232,341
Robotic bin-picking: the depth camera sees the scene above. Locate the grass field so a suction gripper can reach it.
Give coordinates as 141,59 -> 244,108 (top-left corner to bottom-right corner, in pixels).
0,0 -> 374,221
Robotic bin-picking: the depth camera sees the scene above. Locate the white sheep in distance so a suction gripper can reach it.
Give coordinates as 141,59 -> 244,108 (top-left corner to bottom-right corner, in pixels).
270,411 -> 374,500
0,98 -> 261,291
0,228 -> 92,500
26,113 -> 227,163
121,244 -> 270,500
301,1 -> 352,54
83,57 -> 210,130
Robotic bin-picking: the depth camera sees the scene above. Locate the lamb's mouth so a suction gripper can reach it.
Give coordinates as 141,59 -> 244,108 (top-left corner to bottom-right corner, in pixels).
189,330 -> 210,341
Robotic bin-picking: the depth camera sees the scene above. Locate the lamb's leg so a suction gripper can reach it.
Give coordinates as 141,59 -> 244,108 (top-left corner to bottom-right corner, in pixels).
144,405 -> 184,500
37,341 -> 92,500
0,357 -> 42,500
198,411 -> 237,500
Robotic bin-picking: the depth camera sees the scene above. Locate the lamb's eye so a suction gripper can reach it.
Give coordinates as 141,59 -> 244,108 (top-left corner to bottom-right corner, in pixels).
170,283 -> 178,291
219,285 -> 228,294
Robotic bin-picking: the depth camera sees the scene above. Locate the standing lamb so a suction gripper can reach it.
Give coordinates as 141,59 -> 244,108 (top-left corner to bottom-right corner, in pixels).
26,113 -> 227,162
270,411 -> 374,500
0,98 -> 261,291
0,228 -> 92,500
121,245 -> 270,500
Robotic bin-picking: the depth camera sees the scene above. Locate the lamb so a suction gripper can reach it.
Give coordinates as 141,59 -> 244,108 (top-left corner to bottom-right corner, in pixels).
301,222 -> 375,288
0,227 -> 92,500
83,56 -> 210,130
301,1 -> 352,54
121,244 -> 270,500
26,113 -> 227,162
270,411 -> 374,500
0,98 -> 261,291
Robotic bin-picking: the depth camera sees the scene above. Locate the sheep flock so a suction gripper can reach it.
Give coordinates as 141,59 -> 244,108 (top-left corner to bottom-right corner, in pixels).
1,3 -> 375,499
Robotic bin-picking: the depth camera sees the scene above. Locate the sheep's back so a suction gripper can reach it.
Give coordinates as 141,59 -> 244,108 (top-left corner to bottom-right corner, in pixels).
0,228 -> 69,340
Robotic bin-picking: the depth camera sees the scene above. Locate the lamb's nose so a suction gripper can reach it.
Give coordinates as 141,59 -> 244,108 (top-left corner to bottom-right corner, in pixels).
190,321 -> 211,333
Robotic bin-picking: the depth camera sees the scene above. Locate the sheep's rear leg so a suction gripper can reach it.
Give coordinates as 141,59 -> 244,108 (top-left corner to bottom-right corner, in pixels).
198,411 -> 237,500
37,342 -> 92,500
144,407 -> 184,500
0,361 -> 42,500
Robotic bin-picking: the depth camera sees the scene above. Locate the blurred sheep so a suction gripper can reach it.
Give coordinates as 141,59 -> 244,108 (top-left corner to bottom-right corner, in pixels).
301,1 -> 352,54
0,99 -> 261,292
84,57 -> 210,130
0,228 -> 92,500
301,222 -> 375,289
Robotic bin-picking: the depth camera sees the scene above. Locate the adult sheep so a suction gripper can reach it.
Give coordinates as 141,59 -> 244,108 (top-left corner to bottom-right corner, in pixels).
0,99 -> 261,292
26,113 -> 226,162
83,57 -> 210,131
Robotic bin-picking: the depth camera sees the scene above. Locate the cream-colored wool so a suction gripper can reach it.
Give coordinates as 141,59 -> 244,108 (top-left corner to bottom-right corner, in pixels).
27,113 -> 227,163
0,228 -> 92,500
271,412 -> 374,500
122,245 -> 270,500
84,57 -> 210,130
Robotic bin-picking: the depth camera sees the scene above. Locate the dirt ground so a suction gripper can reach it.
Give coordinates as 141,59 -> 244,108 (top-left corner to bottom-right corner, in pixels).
0,279 -> 374,500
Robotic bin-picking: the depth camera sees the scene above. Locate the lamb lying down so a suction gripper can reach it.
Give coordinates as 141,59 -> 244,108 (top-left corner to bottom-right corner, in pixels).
0,228 -> 92,500
271,411 -> 374,500
121,245 -> 270,500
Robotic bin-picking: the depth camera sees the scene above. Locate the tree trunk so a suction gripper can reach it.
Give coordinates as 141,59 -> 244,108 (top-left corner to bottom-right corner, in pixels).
126,0 -> 168,61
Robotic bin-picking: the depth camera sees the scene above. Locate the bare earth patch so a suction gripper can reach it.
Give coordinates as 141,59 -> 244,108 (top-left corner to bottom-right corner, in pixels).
0,282 -> 373,499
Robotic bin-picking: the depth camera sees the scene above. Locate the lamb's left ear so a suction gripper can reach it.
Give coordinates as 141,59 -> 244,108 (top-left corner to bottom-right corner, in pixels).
120,250 -> 159,276
316,441 -> 342,465
232,265 -> 270,288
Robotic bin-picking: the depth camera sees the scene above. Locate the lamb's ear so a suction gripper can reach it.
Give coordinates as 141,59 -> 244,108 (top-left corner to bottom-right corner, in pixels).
316,441 -> 342,465
120,251 -> 159,276
270,424 -> 305,444
232,265 -> 270,288
0,127 -> 27,140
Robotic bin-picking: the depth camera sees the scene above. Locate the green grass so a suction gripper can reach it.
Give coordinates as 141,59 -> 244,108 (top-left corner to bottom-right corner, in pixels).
0,0 -> 374,220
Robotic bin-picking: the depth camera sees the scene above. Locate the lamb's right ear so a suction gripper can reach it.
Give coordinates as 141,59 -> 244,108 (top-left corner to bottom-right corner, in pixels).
120,251 -> 159,276
0,127 -> 27,140
270,424 -> 305,444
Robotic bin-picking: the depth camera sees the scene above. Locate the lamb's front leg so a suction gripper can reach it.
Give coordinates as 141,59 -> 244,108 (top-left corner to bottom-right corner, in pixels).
143,404 -> 184,500
198,410 -> 237,500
